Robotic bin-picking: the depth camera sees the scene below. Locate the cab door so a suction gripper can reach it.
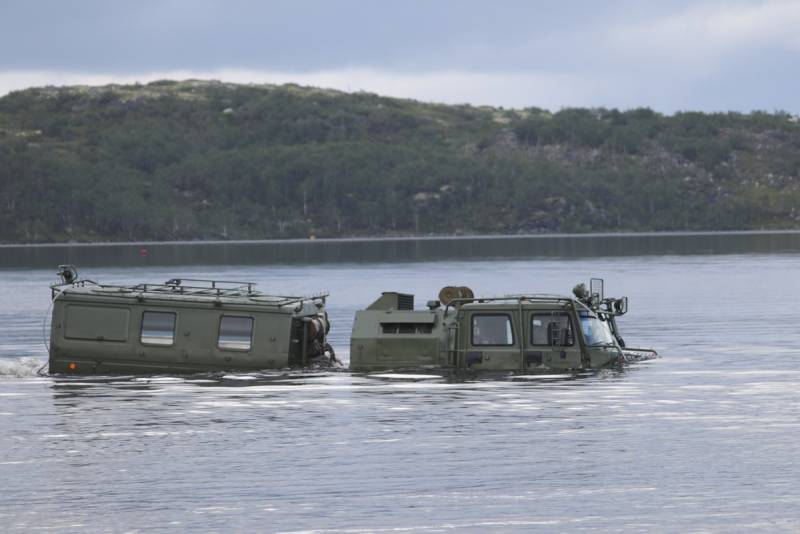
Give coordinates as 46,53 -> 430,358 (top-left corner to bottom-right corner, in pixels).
462,311 -> 520,370
526,311 -> 583,370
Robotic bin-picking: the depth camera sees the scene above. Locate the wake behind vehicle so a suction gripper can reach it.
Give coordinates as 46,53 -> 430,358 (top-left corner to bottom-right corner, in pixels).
48,265 -> 334,374
350,279 -> 656,372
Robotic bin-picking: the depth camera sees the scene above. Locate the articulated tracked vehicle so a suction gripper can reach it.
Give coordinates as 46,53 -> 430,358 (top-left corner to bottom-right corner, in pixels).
48,266 -> 334,374
350,279 -> 656,372
48,266 -> 655,375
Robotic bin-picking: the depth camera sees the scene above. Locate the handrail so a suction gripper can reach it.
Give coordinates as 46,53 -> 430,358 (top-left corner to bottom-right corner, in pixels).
444,294 -> 574,314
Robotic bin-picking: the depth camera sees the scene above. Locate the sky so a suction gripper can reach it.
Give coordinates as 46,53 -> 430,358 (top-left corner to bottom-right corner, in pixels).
1,0 -> 798,113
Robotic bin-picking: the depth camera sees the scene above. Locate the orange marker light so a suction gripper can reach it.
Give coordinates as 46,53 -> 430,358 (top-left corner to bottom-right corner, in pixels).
67,362 -> 77,371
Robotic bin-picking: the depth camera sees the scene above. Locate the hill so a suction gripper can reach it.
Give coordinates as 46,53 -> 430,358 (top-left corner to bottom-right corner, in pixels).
1,80 -> 799,243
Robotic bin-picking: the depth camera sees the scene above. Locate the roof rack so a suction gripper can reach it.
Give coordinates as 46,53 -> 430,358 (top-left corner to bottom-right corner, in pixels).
69,277 -> 259,298
52,276 -> 328,306
163,277 -> 257,296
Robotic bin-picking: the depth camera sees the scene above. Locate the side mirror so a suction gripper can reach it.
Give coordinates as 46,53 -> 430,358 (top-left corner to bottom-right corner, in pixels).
590,278 -> 604,301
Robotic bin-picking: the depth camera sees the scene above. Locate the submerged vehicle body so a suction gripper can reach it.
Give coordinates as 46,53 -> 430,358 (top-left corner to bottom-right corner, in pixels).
48,266 -> 334,374
350,279 -> 656,372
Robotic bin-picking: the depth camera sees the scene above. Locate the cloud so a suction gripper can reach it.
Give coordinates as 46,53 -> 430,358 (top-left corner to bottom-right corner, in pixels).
1,1 -> 799,113
605,0 -> 800,72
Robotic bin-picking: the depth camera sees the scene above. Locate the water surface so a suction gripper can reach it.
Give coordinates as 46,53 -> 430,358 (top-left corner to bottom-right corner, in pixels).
1,248 -> 799,532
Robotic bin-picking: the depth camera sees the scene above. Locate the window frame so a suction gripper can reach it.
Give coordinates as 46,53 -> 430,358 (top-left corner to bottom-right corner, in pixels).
530,312 -> 575,347
140,310 -> 177,347
470,313 -> 516,347
217,315 -> 255,352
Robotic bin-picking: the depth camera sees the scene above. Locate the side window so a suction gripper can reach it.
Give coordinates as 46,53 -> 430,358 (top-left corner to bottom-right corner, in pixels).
471,314 -> 514,346
218,316 -> 254,351
531,313 -> 574,346
141,311 -> 176,346
66,305 -> 130,342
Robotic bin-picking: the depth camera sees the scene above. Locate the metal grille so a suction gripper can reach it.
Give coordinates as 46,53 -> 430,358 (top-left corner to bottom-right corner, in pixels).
396,293 -> 414,310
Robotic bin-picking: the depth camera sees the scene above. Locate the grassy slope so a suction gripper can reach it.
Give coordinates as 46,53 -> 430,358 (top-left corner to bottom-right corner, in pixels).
1,80 -> 799,243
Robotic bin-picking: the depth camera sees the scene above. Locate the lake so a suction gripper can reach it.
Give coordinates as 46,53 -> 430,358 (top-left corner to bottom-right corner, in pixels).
1,233 -> 799,532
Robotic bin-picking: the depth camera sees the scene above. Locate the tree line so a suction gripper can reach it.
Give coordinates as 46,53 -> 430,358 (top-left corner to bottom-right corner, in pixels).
1,80 -> 798,243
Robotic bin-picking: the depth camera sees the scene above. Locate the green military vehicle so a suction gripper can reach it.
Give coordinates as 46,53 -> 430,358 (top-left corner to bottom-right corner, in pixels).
48,265 -> 334,374
350,279 -> 656,372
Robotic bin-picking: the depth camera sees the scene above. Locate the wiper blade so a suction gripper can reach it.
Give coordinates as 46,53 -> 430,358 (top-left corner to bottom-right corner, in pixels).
588,342 -> 616,348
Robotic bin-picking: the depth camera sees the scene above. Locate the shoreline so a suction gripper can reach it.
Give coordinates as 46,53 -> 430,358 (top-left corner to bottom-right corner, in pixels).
4,228 -> 800,248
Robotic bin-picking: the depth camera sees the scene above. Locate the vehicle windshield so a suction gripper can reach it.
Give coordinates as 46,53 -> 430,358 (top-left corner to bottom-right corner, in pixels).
579,313 -> 616,346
